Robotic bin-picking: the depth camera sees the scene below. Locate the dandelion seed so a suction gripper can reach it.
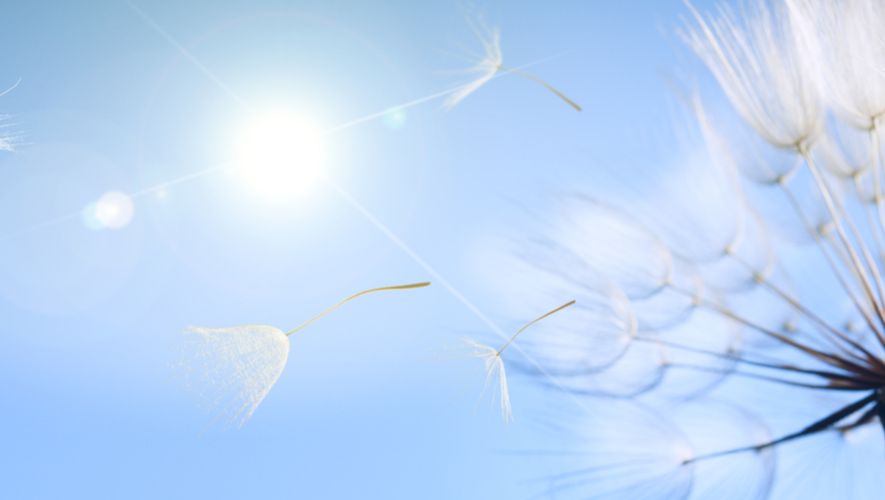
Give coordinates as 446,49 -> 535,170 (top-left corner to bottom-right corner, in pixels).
682,0 -> 822,149
788,0 -> 885,130
542,199 -> 674,298
444,18 -> 581,111
465,338 -> 512,421
183,324 -> 290,427
444,21 -> 502,110
467,299 -> 575,423
181,281 -> 430,427
527,398 -> 695,499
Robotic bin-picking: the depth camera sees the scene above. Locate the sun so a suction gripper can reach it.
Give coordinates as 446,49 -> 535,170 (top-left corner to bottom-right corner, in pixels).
232,110 -> 327,200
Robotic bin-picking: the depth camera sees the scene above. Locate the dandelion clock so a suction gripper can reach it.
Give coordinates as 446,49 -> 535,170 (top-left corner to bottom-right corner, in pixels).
500,0 -> 885,496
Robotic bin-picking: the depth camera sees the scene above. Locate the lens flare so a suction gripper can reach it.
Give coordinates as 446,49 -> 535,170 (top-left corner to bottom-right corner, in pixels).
82,191 -> 135,230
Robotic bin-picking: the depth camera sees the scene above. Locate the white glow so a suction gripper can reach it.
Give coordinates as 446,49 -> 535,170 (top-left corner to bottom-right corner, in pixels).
233,110 -> 326,200
83,191 -> 135,230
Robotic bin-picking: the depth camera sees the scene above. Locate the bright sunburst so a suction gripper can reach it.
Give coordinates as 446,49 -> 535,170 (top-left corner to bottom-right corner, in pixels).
233,110 -> 326,200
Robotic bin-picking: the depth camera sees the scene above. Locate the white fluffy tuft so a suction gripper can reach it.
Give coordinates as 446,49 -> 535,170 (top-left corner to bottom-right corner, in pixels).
444,22 -> 503,109
683,0 -> 822,148
465,338 -> 512,422
182,325 -> 290,427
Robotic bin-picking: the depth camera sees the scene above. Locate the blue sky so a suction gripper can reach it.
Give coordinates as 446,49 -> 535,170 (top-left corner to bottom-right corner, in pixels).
0,1 -> 720,498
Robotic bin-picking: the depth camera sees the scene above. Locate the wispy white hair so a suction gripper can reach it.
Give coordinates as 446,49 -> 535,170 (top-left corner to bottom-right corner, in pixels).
0,78 -> 20,152
444,20 -> 502,109
788,0 -> 885,129
682,0 -> 822,149
182,325 -> 290,427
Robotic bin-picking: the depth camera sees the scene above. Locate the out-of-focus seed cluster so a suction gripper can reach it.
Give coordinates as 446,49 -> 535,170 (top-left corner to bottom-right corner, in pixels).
485,1 -> 885,497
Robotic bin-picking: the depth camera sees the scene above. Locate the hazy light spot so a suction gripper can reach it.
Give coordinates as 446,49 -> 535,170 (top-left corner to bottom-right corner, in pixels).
382,107 -> 407,129
83,191 -> 135,230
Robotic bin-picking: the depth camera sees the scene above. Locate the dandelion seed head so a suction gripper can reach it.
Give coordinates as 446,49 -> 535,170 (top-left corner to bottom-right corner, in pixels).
498,0 -> 885,496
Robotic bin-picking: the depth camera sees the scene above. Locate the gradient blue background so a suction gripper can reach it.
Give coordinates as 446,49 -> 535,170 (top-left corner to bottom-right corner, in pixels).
0,1 -> 717,498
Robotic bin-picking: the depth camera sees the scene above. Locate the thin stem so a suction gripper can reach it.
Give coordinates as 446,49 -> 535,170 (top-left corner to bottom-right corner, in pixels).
821,229 -> 883,336
727,253 -> 881,365
668,363 -> 873,391
285,281 -> 431,336
878,389 -> 885,439
780,174 -> 885,343
671,285 -> 882,378
730,254 -> 885,368
683,392 -> 877,464
832,187 -> 885,322
835,404 -> 878,433
802,148 -> 885,339
635,336 -> 877,386
498,299 -> 576,354
854,173 -> 885,263
869,121 -> 885,241
499,65 -> 582,111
